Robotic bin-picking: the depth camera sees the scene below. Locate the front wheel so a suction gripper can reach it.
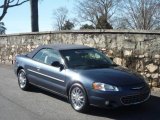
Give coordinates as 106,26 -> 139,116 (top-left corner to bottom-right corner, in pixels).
18,69 -> 30,91
69,83 -> 89,112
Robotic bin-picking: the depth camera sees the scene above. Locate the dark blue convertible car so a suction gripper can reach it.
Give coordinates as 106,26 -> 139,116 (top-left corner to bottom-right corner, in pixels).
14,44 -> 150,112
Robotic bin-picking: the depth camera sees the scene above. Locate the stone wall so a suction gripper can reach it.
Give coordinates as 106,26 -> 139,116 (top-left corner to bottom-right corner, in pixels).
0,30 -> 160,87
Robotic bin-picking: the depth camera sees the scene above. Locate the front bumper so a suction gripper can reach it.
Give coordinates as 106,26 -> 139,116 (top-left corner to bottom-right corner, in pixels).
88,86 -> 150,108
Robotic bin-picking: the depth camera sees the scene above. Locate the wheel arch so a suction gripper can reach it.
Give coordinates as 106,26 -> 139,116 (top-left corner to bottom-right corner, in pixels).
66,81 -> 89,99
17,66 -> 24,76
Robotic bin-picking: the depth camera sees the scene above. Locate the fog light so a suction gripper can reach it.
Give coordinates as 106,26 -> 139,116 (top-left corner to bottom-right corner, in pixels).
105,101 -> 109,105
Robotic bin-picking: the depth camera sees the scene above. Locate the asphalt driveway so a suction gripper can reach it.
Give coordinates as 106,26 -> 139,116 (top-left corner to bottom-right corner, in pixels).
0,64 -> 160,120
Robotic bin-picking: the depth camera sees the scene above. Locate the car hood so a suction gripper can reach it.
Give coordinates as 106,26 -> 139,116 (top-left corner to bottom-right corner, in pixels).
74,66 -> 145,86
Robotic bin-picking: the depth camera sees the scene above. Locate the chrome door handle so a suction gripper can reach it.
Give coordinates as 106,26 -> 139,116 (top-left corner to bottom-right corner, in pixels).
36,67 -> 40,71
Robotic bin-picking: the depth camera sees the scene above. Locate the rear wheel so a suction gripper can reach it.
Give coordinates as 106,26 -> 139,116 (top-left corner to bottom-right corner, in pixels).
18,69 -> 30,91
69,83 -> 89,112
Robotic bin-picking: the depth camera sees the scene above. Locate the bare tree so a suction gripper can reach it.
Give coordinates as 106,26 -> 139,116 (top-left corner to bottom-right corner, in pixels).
76,0 -> 120,29
0,0 -> 29,21
117,0 -> 160,30
53,7 -> 68,30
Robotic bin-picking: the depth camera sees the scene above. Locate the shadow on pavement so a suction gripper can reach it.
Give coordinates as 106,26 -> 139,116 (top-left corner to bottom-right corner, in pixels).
87,95 -> 160,120
28,86 -> 160,120
27,86 -> 69,103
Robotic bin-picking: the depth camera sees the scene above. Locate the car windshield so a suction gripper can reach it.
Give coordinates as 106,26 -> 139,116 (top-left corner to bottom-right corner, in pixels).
60,49 -> 116,69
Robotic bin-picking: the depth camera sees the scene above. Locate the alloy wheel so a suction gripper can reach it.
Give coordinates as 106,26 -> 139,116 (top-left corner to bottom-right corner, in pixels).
18,70 -> 27,89
70,86 -> 85,110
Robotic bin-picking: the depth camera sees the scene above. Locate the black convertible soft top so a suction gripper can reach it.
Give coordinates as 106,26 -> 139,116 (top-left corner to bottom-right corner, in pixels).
27,44 -> 93,58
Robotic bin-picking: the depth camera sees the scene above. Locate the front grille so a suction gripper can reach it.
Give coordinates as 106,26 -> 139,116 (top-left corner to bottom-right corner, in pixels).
121,92 -> 150,105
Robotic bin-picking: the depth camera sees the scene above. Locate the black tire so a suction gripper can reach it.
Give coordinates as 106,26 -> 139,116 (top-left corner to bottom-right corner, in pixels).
18,69 -> 30,91
69,83 -> 89,112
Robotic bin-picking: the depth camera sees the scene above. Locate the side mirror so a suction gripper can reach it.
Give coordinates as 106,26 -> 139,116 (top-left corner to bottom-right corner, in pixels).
110,57 -> 113,61
51,61 -> 61,67
51,61 -> 64,70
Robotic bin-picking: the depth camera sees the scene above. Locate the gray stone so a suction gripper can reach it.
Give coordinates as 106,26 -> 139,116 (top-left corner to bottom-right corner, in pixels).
123,50 -> 132,56
154,54 -> 160,59
113,57 -> 123,66
151,73 -> 159,79
146,74 -> 151,78
152,81 -> 158,87
136,61 -> 144,71
101,48 -> 106,51
139,55 -> 145,58
146,64 -> 158,73
144,53 -> 149,57
107,50 -> 113,57
9,55 -> 13,60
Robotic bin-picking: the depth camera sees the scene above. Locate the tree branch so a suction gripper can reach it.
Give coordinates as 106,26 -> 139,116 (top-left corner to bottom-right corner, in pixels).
0,0 -> 29,21
0,0 -> 29,8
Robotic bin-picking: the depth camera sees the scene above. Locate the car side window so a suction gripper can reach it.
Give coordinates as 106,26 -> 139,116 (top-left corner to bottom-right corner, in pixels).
33,49 -> 46,63
33,49 -> 61,65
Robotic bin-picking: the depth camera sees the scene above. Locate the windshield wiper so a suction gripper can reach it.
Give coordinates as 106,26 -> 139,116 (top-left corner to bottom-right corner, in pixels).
90,63 -> 118,68
110,64 -> 118,67
71,63 -> 117,69
86,64 -> 110,68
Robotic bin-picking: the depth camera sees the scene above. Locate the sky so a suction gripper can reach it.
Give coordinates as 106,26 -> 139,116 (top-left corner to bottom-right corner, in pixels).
0,0 -> 76,34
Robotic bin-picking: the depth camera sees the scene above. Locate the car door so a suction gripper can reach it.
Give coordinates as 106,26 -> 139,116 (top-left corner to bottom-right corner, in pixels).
27,48 -> 66,96
26,48 -> 47,85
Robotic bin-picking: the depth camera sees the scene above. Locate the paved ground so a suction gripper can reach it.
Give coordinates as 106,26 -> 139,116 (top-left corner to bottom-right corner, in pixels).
0,64 -> 160,120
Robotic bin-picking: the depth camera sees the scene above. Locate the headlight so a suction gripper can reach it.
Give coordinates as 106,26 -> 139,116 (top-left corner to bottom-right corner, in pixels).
92,82 -> 119,91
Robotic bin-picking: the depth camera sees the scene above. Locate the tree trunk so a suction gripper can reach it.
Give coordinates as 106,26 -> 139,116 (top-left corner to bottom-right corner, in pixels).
30,0 -> 39,32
